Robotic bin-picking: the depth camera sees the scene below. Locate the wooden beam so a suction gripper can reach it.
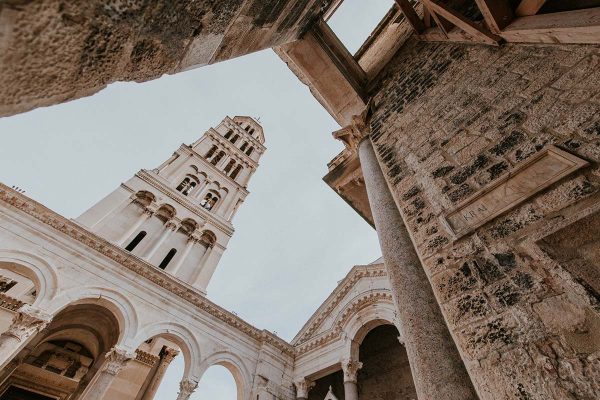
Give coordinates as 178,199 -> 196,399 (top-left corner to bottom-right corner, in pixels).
502,7 -> 600,44
515,0 -> 547,17
423,7 -> 432,28
422,0 -> 501,45
394,0 -> 426,33
421,2 -> 453,37
473,0 -> 514,33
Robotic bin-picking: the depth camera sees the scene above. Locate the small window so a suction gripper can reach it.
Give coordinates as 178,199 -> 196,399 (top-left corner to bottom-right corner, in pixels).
158,249 -> 177,270
244,125 -> 250,132
182,181 -> 196,196
125,231 -> 147,251
224,130 -> 233,139
230,165 -> 243,179
201,193 -> 219,211
249,128 -> 255,135
211,151 -> 225,165
230,134 -> 239,144
205,145 -> 217,159
246,146 -> 254,156
224,160 -> 236,174
176,177 -> 191,192
240,142 -> 248,151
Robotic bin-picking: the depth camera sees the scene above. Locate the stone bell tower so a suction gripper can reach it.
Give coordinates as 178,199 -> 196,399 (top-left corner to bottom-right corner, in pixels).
76,116 -> 265,294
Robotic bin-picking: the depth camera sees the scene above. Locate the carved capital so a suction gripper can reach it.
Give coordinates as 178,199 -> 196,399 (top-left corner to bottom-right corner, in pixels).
177,378 -> 198,400
2,305 -> 52,342
162,347 -> 180,364
102,347 -> 134,375
341,358 -> 363,383
332,103 -> 373,152
165,220 -> 180,231
294,379 -> 315,398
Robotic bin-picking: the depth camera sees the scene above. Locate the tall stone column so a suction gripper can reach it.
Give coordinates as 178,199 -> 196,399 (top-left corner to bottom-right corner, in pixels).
117,206 -> 154,245
341,358 -> 362,400
141,347 -> 179,400
82,346 -> 134,400
176,378 -> 198,400
294,378 -> 314,400
143,220 -> 179,260
0,305 -> 51,370
168,232 -> 202,275
358,138 -> 477,400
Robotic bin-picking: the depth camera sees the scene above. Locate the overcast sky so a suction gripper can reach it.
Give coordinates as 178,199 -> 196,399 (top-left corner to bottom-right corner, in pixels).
0,0 -> 394,397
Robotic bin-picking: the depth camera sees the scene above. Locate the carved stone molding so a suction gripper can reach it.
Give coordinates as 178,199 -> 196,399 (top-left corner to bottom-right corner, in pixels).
135,349 -> 160,366
177,378 -> 198,400
2,304 -> 52,341
102,347 -> 134,375
0,293 -> 25,311
162,347 -> 180,364
332,103 -> 373,152
341,358 -> 363,383
294,379 -> 315,398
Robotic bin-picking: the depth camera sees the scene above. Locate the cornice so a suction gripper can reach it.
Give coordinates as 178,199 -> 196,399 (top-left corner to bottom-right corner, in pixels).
294,290 -> 393,356
0,184 -> 294,356
136,170 -> 235,236
0,292 -> 25,311
292,264 -> 387,345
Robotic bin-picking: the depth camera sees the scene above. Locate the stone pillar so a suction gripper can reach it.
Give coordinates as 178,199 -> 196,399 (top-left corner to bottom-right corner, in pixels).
294,378 -> 314,400
141,347 -> 179,400
143,220 -> 178,261
218,188 -> 239,218
176,378 -> 198,400
82,346 -> 134,400
341,358 -> 362,400
117,206 -> 154,246
168,232 -> 202,275
358,138 -> 477,400
191,244 -> 224,292
0,305 -> 51,370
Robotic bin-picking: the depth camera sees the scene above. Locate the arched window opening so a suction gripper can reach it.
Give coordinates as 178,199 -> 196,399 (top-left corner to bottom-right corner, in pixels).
158,249 -> 177,270
196,365 -> 237,400
125,231 -> 146,251
224,130 -> 233,139
244,125 -> 250,132
230,134 -> 239,144
182,181 -> 197,196
211,151 -> 225,165
249,128 -> 255,135
240,142 -> 248,151
205,145 -> 217,159
245,146 -> 254,156
176,177 -> 191,192
200,193 -> 219,211
224,160 -> 236,174
230,165 -> 242,180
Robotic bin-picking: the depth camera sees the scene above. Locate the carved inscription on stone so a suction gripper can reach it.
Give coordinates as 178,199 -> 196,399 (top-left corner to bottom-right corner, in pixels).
444,145 -> 588,238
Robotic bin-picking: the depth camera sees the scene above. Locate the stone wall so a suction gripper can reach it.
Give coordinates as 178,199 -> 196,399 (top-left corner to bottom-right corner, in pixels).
0,0 -> 330,117
358,325 -> 417,400
369,39 -> 600,399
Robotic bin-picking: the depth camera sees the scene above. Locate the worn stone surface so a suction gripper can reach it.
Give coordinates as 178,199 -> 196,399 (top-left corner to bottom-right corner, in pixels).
0,0 -> 331,116
369,39 -> 600,399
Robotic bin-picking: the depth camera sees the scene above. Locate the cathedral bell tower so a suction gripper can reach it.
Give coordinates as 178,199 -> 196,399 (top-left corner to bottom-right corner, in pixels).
76,116 -> 265,294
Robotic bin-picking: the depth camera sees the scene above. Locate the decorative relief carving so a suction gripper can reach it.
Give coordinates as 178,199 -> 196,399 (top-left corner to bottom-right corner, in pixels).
332,103 -> 373,152
294,378 -> 315,397
0,292 -> 25,311
177,378 -> 198,400
102,347 -> 134,375
444,145 -> 588,238
2,305 -> 52,341
135,349 -> 160,366
341,358 -> 363,383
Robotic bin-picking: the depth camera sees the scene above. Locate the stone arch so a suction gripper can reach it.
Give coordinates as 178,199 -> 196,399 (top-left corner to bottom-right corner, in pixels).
156,204 -> 176,221
198,351 -> 252,400
0,249 -> 59,308
48,286 -> 139,347
134,190 -> 156,207
200,230 -> 217,247
131,321 -> 201,381
179,218 -> 198,234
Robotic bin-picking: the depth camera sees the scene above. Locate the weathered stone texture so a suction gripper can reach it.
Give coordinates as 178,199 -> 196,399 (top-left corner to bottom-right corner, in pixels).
369,39 -> 600,399
0,0 -> 330,116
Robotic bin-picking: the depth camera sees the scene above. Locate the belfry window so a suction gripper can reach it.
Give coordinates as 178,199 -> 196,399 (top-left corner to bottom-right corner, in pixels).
224,130 -> 233,139
244,125 -> 250,132
182,181 -> 196,196
176,177 -> 191,192
158,248 -> 177,270
240,142 -> 248,151
230,134 -> 239,144
246,146 -> 254,156
224,160 -> 236,174
230,165 -> 243,179
205,145 -> 217,159
125,231 -> 146,251
211,151 -> 225,165
200,193 -> 219,211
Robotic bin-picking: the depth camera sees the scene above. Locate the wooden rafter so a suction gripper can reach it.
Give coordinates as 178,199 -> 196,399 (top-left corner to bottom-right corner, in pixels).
394,0 -> 426,33
515,0 -> 547,17
422,0 -> 501,45
473,0 -> 514,33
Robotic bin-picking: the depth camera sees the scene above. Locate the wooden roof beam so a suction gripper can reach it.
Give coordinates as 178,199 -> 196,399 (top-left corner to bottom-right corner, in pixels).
474,0 -> 514,33
515,0 -> 548,17
394,0 -> 426,33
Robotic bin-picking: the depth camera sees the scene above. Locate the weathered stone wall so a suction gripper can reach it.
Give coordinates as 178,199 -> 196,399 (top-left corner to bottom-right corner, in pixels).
358,325 -> 417,400
369,39 -> 600,399
0,0 -> 330,117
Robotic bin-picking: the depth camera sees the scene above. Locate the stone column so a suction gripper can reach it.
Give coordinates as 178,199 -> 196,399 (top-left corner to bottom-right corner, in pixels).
176,378 -> 198,400
168,232 -> 202,275
141,347 -> 179,400
294,378 -> 314,400
341,358 -> 362,400
82,346 -> 134,400
358,138 -> 477,400
0,305 -> 51,370
191,244 -> 224,292
143,220 -> 178,261
117,206 -> 154,246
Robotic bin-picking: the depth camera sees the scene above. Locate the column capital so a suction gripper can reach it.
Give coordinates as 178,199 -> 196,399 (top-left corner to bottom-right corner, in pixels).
102,346 -> 134,375
165,219 -> 180,231
341,358 -> 363,383
162,347 -> 180,364
332,103 -> 373,152
176,378 -> 198,400
3,305 -> 52,341
294,378 -> 315,398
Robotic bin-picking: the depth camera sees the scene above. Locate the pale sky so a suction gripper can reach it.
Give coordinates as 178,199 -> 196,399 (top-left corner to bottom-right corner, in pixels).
0,0 -> 393,397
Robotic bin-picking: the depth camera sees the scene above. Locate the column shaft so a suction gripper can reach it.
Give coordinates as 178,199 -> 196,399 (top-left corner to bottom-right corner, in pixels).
358,139 -> 476,400
81,347 -> 133,400
344,381 -> 359,400
117,209 -> 152,245
143,222 -> 176,261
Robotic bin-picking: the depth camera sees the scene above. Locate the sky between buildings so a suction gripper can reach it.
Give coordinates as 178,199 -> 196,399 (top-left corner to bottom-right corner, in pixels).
0,0 -> 394,397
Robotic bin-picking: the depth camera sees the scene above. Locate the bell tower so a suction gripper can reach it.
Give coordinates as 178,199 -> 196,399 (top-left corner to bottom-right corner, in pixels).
76,116 -> 266,294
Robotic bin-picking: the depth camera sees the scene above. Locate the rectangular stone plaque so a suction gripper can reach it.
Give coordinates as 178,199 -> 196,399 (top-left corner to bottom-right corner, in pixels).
444,145 -> 588,238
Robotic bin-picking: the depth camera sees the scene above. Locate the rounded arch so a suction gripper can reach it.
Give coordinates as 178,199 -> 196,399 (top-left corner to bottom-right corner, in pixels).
135,190 -> 156,207
179,218 -> 198,234
200,230 -> 217,247
198,351 -> 252,400
131,321 -> 201,380
0,249 -> 59,308
156,204 -> 176,221
48,286 -> 140,347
